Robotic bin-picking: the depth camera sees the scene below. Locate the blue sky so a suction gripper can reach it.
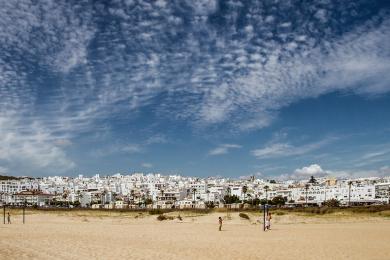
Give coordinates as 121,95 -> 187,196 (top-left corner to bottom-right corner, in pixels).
0,0 -> 390,179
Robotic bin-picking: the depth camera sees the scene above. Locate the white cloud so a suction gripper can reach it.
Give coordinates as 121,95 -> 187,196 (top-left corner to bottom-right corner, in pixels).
2,1 -> 389,135
209,144 -> 242,156
251,137 -> 336,159
279,22 -> 292,28
121,145 -> 142,153
0,114 -> 75,175
1,1 -> 390,175
314,9 -> 328,23
276,164 -> 330,181
294,164 -> 326,177
145,135 -> 168,145
279,164 -> 390,181
141,163 -> 153,168
0,166 -> 8,174
54,139 -> 73,147
91,144 -> 142,157
185,0 -> 219,15
2,2 -> 390,124
239,171 -> 263,180
333,166 -> 390,179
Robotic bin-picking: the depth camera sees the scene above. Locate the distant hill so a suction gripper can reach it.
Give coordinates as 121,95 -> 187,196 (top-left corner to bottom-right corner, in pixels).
0,175 -> 21,180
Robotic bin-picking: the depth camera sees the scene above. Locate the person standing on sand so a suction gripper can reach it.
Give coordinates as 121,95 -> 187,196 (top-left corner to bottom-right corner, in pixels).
7,212 -> 11,224
218,217 -> 223,231
266,212 -> 272,230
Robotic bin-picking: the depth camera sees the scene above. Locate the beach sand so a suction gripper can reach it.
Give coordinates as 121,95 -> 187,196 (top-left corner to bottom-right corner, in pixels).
1,210 -> 389,260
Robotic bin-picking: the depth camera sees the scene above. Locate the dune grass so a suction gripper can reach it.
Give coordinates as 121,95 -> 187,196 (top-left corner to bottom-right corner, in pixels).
3,205 -> 389,220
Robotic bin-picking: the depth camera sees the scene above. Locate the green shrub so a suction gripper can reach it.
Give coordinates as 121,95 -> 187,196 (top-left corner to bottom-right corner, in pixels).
224,195 -> 241,204
157,214 -> 175,221
271,196 -> 286,206
239,212 -> 250,220
144,198 -> 153,205
149,209 -> 163,215
324,199 -> 340,208
157,214 -> 167,221
205,202 -> 215,208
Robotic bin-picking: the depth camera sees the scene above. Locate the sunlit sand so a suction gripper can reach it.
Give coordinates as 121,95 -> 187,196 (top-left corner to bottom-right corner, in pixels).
1,210 -> 389,260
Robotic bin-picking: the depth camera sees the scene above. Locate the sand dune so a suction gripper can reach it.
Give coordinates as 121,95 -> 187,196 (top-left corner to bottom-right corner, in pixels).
1,211 -> 389,260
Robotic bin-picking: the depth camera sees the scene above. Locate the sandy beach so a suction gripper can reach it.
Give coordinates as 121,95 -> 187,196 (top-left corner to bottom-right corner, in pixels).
1,210 -> 389,260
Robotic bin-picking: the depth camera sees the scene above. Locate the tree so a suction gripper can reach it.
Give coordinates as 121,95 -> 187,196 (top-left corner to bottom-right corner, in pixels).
101,190 -> 107,206
94,193 -> 100,204
251,198 -> 261,206
308,176 -> 317,184
242,185 -> 248,203
324,198 -> 340,207
224,195 -> 240,204
205,201 -> 215,208
144,198 -> 153,205
271,195 -> 286,206
264,186 -> 269,202
259,199 -> 268,205
192,188 -> 197,203
62,191 -> 69,208
348,181 -> 353,207
305,184 -> 310,206
141,194 -> 146,207
72,201 -> 81,207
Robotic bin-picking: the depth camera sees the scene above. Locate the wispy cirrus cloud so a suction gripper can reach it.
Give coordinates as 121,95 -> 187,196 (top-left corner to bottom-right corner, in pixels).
0,113 -> 76,174
209,144 -> 242,156
251,137 -> 337,159
141,163 -> 153,169
0,166 -> 9,174
361,151 -> 390,160
145,135 -> 168,145
90,144 -> 142,158
1,1 -> 390,175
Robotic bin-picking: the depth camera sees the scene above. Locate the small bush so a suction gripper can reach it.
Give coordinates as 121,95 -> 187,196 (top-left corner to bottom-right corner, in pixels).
149,209 -> 163,215
239,212 -> 250,220
310,208 -> 321,214
157,214 -> 167,221
157,214 -> 175,221
275,211 -> 286,216
324,199 -> 340,208
319,207 -> 334,215
177,215 -> 183,221
205,202 -> 215,208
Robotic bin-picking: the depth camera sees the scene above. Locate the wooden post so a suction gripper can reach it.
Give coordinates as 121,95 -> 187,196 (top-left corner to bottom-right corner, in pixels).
263,204 -> 266,231
23,200 -> 26,224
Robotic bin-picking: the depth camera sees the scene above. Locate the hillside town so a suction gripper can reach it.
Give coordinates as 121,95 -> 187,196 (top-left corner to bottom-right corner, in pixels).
1,173 -> 389,209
